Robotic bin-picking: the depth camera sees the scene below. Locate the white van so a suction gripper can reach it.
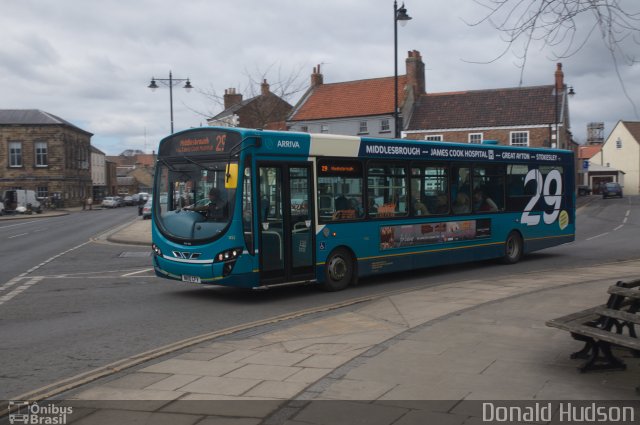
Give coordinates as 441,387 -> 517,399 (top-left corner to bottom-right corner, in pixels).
2,190 -> 42,214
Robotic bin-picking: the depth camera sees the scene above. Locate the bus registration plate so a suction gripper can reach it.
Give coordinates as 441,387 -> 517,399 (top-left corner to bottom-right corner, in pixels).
182,274 -> 201,283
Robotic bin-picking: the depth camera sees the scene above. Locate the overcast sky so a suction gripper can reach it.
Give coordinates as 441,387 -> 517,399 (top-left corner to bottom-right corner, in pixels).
1,0 -> 638,155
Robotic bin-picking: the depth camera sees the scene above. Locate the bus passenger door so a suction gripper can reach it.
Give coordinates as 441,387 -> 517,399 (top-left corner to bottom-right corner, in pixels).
258,164 -> 315,284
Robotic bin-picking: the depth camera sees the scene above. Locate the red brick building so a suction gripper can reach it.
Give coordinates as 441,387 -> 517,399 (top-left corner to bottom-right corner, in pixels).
405,63 -> 576,152
208,80 -> 292,130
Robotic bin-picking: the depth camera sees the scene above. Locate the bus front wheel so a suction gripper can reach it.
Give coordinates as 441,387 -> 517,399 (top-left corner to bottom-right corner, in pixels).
502,231 -> 523,264
323,248 -> 353,291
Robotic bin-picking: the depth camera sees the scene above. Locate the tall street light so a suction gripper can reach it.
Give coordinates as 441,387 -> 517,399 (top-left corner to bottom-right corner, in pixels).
148,71 -> 193,133
394,1 -> 411,138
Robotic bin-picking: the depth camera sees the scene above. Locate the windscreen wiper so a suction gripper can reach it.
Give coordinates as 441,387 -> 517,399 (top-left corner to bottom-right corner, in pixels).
158,158 -> 178,172
183,156 -> 214,171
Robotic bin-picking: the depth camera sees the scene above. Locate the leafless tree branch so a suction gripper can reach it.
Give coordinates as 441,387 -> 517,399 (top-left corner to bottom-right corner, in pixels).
468,0 -> 640,116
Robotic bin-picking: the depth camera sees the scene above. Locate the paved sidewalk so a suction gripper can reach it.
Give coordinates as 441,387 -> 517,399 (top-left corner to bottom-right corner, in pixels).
55,259 -> 640,424
106,217 -> 151,246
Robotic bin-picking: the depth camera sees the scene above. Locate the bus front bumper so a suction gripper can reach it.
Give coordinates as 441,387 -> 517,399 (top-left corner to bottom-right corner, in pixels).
152,255 -> 258,288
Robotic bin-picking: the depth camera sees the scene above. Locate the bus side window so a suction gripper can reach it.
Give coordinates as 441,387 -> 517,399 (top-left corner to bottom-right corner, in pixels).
367,162 -> 408,218
317,160 -> 364,223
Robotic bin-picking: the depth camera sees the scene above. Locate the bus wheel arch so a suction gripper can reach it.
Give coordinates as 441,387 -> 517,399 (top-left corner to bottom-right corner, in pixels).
502,230 -> 524,264
323,246 -> 356,291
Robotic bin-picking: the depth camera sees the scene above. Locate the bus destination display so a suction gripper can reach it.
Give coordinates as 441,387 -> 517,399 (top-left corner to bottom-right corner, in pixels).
159,130 -> 241,156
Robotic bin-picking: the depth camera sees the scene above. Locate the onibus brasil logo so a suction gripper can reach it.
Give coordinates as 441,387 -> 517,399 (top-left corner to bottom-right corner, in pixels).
8,401 -> 73,425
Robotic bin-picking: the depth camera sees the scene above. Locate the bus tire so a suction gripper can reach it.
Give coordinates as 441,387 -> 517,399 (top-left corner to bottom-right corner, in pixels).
323,248 -> 353,291
502,231 -> 523,264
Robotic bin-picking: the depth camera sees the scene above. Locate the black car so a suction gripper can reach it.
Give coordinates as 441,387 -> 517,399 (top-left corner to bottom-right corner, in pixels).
602,182 -> 623,198
577,185 -> 592,196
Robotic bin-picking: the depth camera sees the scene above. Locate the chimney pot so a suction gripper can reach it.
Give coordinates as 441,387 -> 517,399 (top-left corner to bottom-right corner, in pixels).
223,87 -> 243,109
311,64 -> 323,87
555,62 -> 564,92
261,79 -> 270,96
406,49 -> 426,95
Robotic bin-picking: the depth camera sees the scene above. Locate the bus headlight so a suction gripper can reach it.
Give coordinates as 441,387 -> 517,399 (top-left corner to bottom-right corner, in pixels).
215,248 -> 243,263
215,247 -> 243,277
152,243 -> 162,257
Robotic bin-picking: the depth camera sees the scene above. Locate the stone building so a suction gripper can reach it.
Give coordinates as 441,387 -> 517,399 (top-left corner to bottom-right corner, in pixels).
0,109 -> 92,207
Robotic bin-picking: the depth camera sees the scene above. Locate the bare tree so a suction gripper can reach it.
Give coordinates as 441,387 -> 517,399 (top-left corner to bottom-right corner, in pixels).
467,0 -> 640,115
192,62 -> 308,127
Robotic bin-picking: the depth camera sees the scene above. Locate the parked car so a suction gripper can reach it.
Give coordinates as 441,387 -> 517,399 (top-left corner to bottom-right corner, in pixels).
142,198 -> 153,219
101,196 -> 118,208
114,196 -> 125,207
602,182 -> 623,198
123,196 -> 135,206
577,185 -> 592,196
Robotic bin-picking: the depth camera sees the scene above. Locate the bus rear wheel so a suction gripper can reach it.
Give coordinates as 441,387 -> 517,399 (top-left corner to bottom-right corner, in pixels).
502,231 -> 523,264
323,248 -> 353,291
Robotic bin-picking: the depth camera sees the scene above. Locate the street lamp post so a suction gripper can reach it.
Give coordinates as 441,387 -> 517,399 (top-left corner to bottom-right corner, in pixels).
148,71 -> 193,133
394,1 -> 411,139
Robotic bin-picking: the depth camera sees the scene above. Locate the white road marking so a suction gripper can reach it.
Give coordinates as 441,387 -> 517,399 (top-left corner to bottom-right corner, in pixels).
0,218 -> 54,229
587,232 -> 609,241
0,277 -> 44,305
614,225 -> 624,231
121,268 -> 154,277
8,232 -> 28,239
0,276 -> 24,292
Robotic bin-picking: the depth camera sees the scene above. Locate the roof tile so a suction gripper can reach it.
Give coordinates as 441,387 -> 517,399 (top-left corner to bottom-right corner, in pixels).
290,76 -> 407,121
408,86 -> 557,130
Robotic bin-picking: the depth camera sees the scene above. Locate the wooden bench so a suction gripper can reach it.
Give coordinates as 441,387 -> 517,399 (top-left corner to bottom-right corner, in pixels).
546,279 -> 640,373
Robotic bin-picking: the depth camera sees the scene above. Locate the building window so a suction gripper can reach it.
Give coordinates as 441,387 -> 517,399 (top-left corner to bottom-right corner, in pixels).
358,121 -> 368,134
510,131 -> 529,147
301,126 -> 309,133
320,124 -> 329,134
616,137 -> 622,149
35,142 -> 48,167
468,133 -> 483,144
9,142 -> 22,167
37,186 -> 49,198
380,119 -> 390,132
425,135 -> 443,141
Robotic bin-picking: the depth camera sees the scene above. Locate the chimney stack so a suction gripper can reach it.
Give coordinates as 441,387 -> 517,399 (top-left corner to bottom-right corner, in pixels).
224,88 -> 243,110
406,50 -> 426,95
311,64 -> 323,88
555,63 -> 564,92
261,79 -> 270,96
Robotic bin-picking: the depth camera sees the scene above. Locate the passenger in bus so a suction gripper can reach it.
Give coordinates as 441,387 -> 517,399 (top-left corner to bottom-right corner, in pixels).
335,195 -> 349,211
205,187 -> 228,221
452,193 -> 471,214
349,198 -> 364,218
473,187 -> 499,212
411,188 -> 429,216
433,194 -> 449,214
367,197 -> 378,215
260,194 -> 270,220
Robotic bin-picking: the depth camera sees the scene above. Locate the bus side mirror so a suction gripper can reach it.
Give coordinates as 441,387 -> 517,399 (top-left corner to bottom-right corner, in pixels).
225,163 -> 238,189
